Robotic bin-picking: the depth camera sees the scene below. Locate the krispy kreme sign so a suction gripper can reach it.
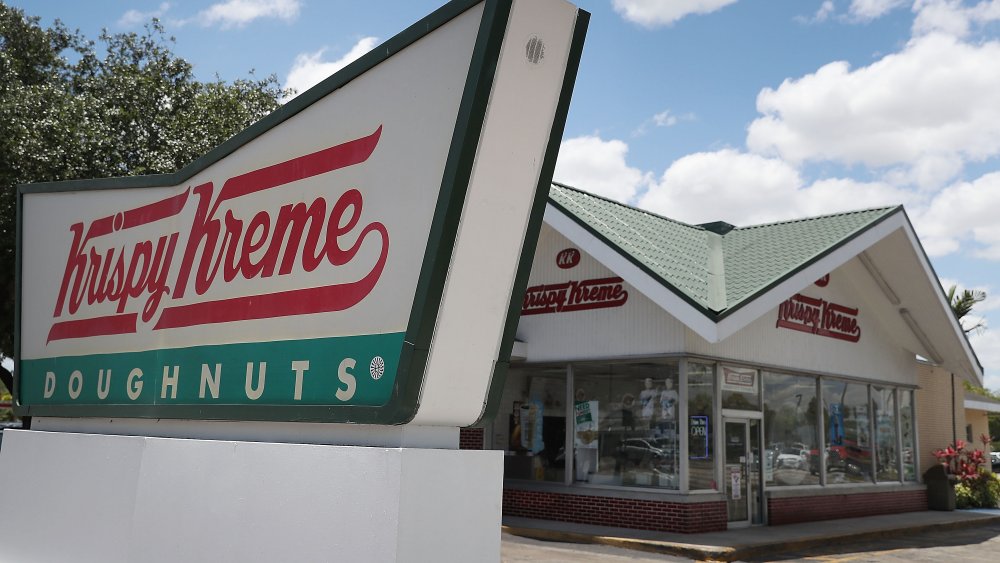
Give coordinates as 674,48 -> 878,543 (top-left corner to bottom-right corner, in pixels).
521,277 -> 628,315
15,0 -> 589,425
50,128 -> 386,343
776,293 -> 861,343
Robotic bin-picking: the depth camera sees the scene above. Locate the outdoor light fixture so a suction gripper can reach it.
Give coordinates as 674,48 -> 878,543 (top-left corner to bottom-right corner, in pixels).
900,308 -> 943,364
859,251 -> 901,306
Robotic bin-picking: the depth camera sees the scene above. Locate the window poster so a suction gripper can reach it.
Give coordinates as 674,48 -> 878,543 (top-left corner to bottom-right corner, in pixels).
828,403 -> 845,445
721,366 -> 758,394
519,400 -> 544,454
574,400 -> 599,449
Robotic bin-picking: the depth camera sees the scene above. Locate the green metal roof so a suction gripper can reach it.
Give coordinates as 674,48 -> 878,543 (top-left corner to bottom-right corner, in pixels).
548,183 -> 900,318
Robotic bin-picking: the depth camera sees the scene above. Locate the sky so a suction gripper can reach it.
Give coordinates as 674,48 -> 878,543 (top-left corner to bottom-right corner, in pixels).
10,0 -> 1000,389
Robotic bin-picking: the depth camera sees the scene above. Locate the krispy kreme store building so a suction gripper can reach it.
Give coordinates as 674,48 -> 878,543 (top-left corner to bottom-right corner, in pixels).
467,183 -> 982,533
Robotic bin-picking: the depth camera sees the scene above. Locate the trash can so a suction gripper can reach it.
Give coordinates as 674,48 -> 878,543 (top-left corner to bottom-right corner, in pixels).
924,464 -> 956,511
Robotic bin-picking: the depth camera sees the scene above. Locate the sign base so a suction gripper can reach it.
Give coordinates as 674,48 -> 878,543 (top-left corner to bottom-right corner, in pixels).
0,429 -> 502,563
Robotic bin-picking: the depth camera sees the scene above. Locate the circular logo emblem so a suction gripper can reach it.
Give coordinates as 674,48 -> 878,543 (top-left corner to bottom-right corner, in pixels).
556,248 -> 580,269
370,356 -> 385,380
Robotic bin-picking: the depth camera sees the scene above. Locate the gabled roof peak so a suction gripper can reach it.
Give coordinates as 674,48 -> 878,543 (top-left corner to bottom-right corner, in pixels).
698,221 -> 736,235
547,181 -> 902,315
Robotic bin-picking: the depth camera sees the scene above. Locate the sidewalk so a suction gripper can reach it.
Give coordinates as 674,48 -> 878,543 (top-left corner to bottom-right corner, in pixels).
503,508 -> 1000,561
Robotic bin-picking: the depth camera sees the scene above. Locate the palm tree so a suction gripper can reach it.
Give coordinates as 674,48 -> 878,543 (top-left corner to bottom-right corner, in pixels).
947,284 -> 987,334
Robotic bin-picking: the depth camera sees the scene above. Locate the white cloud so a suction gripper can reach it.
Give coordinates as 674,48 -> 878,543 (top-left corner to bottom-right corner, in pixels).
198,0 -> 300,29
284,37 -> 379,100
632,109 -> 695,136
980,294 -> 1000,313
849,0 -> 909,21
638,150 -> 802,225
912,0 -> 1000,38
637,150 -> 913,226
118,2 -> 172,28
912,171 -> 1000,258
746,33 -> 1000,190
795,177 -> 916,215
553,135 -> 650,203
814,1 -> 837,22
653,110 -> 679,127
969,329 -> 1000,390
612,0 -> 738,27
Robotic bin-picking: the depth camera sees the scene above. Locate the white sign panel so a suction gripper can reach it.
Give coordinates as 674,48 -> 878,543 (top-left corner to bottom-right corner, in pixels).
721,366 -> 758,395
16,0 -> 589,426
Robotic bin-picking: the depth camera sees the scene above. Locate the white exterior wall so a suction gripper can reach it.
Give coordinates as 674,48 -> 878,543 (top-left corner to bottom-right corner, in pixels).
0,430 -> 503,563
517,228 -> 915,387
515,226 -> 686,362
687,260 -> 916,385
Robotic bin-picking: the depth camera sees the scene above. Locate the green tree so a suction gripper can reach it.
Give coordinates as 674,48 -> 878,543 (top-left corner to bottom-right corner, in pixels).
951,284 -> 998,449
948,284 -> 987,334
0,2 -> 289,396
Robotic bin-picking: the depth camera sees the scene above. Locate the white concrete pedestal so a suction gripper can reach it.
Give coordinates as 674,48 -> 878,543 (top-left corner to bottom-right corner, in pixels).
0,429 -> 502,563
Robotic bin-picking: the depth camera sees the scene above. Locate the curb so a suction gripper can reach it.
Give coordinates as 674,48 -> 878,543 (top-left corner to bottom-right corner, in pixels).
503,512 -> 1000,561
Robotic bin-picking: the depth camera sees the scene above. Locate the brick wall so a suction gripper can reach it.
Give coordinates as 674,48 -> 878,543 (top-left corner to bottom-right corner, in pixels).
916,363 -> 964,474
502,488 -> 727,533
767,489 -> 927,526
459,427 -> 484,450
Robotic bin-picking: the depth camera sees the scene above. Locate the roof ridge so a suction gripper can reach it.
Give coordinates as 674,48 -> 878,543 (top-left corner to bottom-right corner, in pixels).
551,182 -> 706,232
733,205 -> 902,231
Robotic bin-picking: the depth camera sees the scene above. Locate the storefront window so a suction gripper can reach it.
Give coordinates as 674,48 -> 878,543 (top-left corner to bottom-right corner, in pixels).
721,365 -> 760,410
872,387 -> 900,482
497,366 -> 567,483
762,372 -> 819,486
688,362 -> 717,490
573,362 -> 681,489
822,380 -> 872,483
900,390 -> 917,481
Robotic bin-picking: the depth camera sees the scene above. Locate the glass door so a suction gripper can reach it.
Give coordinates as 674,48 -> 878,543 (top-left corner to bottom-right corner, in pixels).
724,419 -> 749,525
724,418 -> 764,527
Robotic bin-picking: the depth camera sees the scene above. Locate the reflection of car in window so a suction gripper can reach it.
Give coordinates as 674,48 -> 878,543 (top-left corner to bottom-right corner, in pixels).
776,447 -> 807,470
617,437 -> 674,467
809,446 -> 844,475
809,443 -> 872,475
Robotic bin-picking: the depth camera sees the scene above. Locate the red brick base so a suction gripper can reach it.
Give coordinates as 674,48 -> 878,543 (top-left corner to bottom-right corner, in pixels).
459,427 -> 484,450
767,489 -> 927,525
502,488 -> 727,533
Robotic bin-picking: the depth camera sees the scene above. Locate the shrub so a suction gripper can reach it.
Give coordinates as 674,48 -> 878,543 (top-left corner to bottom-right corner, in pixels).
933,438 -> 987,480
934,435 -> 1000,509
955,472 -> 1000,509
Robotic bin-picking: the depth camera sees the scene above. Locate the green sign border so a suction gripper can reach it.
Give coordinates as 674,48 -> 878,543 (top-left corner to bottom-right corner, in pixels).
14,0 -> 590,425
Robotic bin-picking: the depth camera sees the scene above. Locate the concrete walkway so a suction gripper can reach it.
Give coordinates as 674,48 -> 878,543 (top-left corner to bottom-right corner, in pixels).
503,508 -> 1000,561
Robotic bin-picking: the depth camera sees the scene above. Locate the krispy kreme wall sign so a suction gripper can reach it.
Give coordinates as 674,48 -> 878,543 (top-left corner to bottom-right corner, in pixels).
521,277 -> 628,315
15,0 -> 589,426
776,293 -> 862,343
521,248 -> 628,315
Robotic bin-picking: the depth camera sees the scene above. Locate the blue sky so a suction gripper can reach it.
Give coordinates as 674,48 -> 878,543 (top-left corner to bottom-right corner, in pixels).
13,0 -> 1000,389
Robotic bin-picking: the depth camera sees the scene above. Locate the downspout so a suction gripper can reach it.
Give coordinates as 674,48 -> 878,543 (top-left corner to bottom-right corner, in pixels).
952,372 -> 957,446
